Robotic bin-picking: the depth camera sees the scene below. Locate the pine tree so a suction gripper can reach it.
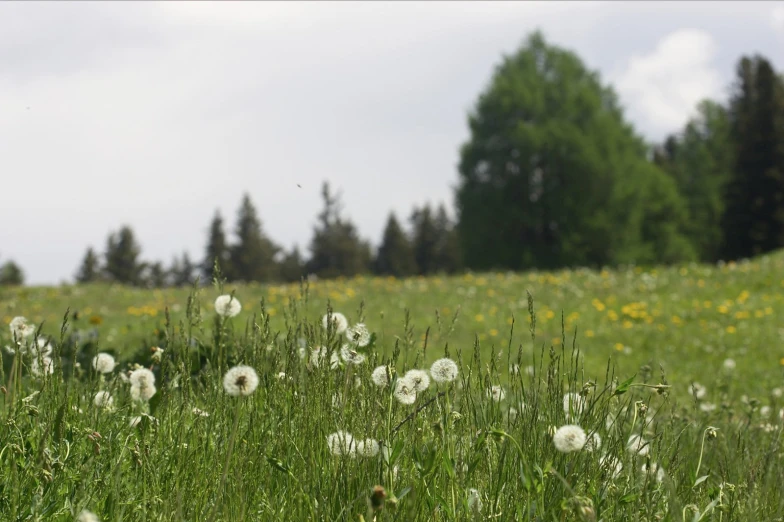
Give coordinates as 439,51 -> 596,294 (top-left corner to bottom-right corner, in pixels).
170,252 -> 195,287
104,226 -> 143,285
229,193 -> 280,282
279,246 -> 305,283
144,261 -> 167,288
410,204 -> 439,275
203,211 -> 231,283
0,260 -> 24,286
432,204 -> 463,273
375,212 -> 417,277
75,247 -> 101,283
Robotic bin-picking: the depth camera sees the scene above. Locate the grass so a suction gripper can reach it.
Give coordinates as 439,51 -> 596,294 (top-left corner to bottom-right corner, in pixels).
0,251 -> 783,520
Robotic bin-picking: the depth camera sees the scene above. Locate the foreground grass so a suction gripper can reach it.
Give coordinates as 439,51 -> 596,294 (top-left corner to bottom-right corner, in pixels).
0,253 -> 783,520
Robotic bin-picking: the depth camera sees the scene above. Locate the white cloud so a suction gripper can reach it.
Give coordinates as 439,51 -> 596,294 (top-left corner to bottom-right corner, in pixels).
613,29 -> 722,139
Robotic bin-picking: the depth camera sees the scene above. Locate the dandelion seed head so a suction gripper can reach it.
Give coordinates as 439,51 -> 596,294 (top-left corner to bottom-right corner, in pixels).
356,438 -> 380,458
322,312 -> 349,335
467,488 -> 483,513
9,316 -> 35,341
404,369 -> 430,393
553,424 -> 587,452
642,462 -> 665,483
92,353 -> 116,374
34,338 -> 53,357
77,510 -> 101,522
599,454 -> 623,479
488,385 -> 506,402
31,356 -> 54,377
345,323 -> 371,347
222,365 -> 259,396
340,344 -> 366,365
584,432 -> 602,452
627,434 -> 649,456
371,365 -> 391,387
93,391 -> 114,410
129,416 -> 142,428
329,351 -> 341,370
192,407 -> 210,417
430,358 -> 459,383
130,383 -> 157,402
129,368 -> 155,388
326,431 -> 356,456
394,377 -> 417,405
563,392 -> 586,420
214,295 -> 242,318
723,358 -> 736,371
688,382 -> 707,399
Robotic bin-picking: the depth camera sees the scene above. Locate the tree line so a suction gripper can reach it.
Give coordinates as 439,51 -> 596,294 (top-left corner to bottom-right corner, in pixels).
71,182 -> 461,287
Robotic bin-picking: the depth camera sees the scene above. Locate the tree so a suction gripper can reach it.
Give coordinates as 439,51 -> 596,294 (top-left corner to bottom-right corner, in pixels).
104,226 -> 143,285
721,55 -> 784,259
410,204 -> 439,275
144,261 -> 167,288
75,247 -> 101,283
0,260 -> 24,286
432,204 -> 463,273
654,100 -> 734,261
229,193 -> 280,282
307,182 -> 371,279
203,210 -> 231,283
170,252 -> 196,287
375,212 -> 417,277
279,246 -> 305,283
455,31 -> 693,270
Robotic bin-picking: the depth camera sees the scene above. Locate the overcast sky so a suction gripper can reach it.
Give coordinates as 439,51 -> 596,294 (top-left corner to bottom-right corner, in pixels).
2,1 -> 783,285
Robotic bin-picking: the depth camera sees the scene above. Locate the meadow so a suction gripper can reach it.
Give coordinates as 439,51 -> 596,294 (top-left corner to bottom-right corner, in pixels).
1,251 -> 783,521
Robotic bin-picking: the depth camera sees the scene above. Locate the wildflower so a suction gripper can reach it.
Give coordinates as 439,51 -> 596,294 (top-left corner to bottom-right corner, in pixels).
93,391 -> 114,410
31,356 -> 54,377
394,377 -> 417,405
9,316 -> 35,341
92,353 -> 116,374
600,454 -> 623,478
322,312 -> 348,335
688,382 -> 707,400
563,392 -> 586,420
467,488 -> 483,514
192,407 -> 210,417
627,434 -> 649,457
761,406 -> 772,418
584,431 -> 602,452
309,346 -> 325,368
130,383 -> 157,402
326,431 -> 356,456
488,385 -> 506,402
641,462 -> 665,483
214,295 -> 242,318
553,424 -> 587,453
404,369 -> 430,393
34,338 -> 53,357
129,416 -> 142,428
223,365 -> 259,396
700,402 -> 717,413
129,368 -> 156,388
151,347 -> 164,363
346,323 -> 371,347
430,358 -> 459,383
723,358 -> 736,371
329,351 -> 341,370
340,344 -> 366,365
77,510 -> 101,522
371,365 -> 391,388
356,438 -> 380,458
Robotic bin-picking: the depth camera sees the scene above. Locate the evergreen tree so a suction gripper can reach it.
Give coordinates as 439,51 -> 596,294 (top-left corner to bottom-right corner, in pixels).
455,31 -> 693,270
721,55 -> 784,259
203,211 -> 231,283
279,246 -> 305,283
432,204 -> 463,273
75,247 -> 101,283
0,260 -> 24,286
144,261 -> 167,288
104,226 -> 143,285
375,212 -> 417,277
170,252 -> 195,287
410,205 -> 440,275
229,193 -> 280,282
307,182 -> 371,279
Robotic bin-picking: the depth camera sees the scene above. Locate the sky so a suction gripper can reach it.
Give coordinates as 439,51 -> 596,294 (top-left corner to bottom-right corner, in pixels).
1,1 -> 783,285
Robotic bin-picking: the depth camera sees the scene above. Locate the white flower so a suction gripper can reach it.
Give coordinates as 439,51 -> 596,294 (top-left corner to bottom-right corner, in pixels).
326,431 -> 356,456
700,402 -> 717,413
394,377 -> 417,405
627,434 -> 650,457
151,347 -> 164,363
761,406 -> 772,418
129,368 -> 156,388
31,356 -> 54,377
404,369 -> 430,393
467,488 -> 483,513
130,383 -> 157,402
92,353 -> 116,374
553,424 -> 587,453
584,431 -> 602,452
345,323 -> 371,347
563,392 -> 586,420
93,391 -> 114,409
129,416 -> 142,428
371,365 -> 391,387
723,358 -> 736,371
773,387 -> 783,399
322,312 -> 348,335
77,510 -> 101,522
641,462 -> 665,483
430,358 -> 459,383
599,455 -> 623,479
9,316 -> 35,341
223,365 -> 259,396
356,438 -> 380,458
329,351 -> 341,370
309,346 -> 325,368
340,344 -> 366,365
192,407 -> 210,417
688,382 -> 707,400
34,338 -> 53,357
214,295 -> 242,318
488,385 -> 506,402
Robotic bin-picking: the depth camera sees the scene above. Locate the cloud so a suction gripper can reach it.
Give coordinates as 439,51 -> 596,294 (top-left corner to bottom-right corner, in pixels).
612,29 -> 722,139
772,5 -> 784,32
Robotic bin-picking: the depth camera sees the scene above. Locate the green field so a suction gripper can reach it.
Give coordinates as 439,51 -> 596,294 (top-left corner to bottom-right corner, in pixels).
1,252 -> 784,520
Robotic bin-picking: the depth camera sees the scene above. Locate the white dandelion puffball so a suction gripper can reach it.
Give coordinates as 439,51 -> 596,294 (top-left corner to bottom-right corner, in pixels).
329,351 -> 341,370
214,295 -> 242,318
723,358 -> 736,371
326,431 -> 356,456
310,346 -> 325,368
627,434 -> 650,457
356,438 -> 380,458
467,488 -> 483,513
430,358 -> 459,383
130,383 -> 157,402
322,312 -> 348,335
563,392 -> 586,419
129,368 -> 156,388
192,407 -> 210,417
584,432 -> 602,452
129,416 -> 142,428
345,323 -> 371,347
77,510 -> 101,522
371,365 -> 391,388
34,338 -> 53,357
92,353 -> 116,374
340,344 -> 366,365
93,391 -> 114,409
31,356 -> 54,377
404,369 -> 430,393
600,455 -> 623,479
688,382 -> 707,399
9,316 -> 36,340
394,377 -> 417,405
642,462 -> 665,483
223,365 -> 260,396
553,424 -> 587,453
488,385 -> 506,402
